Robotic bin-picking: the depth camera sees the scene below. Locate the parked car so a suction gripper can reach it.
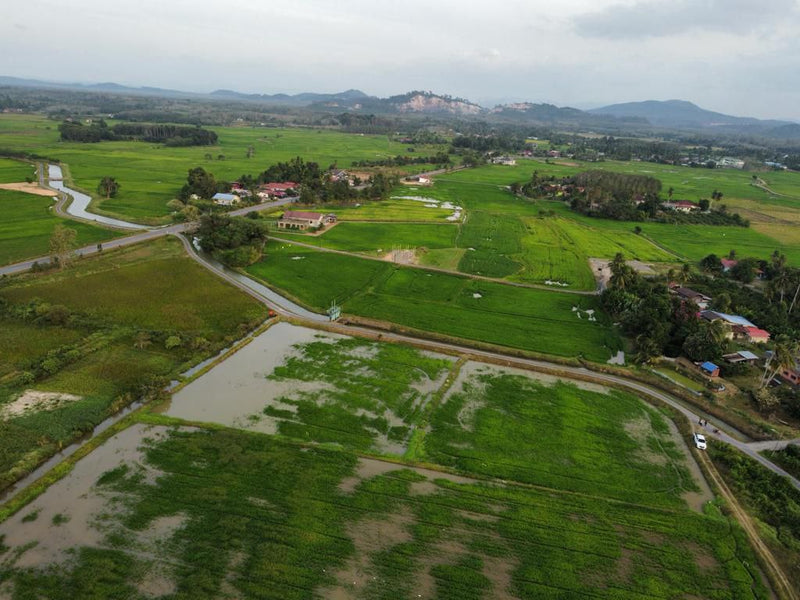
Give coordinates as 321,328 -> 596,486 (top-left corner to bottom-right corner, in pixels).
693,433 -> 707,450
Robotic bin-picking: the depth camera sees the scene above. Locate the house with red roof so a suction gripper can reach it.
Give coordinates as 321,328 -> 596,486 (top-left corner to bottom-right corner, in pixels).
720,258 -> 738,272
258,182 -> 298,199
277,211 -> 324,230
662,200 -> 699,213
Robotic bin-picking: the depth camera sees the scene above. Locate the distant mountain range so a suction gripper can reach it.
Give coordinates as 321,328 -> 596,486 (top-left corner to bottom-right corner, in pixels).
1,76 -> 798,138
588,100 -> 796,138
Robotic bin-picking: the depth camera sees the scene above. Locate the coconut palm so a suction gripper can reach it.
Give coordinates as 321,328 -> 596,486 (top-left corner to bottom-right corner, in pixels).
760,335 -> 800,388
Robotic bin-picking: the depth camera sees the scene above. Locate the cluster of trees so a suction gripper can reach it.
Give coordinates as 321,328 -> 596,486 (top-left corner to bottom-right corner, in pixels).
451,133 -> 527,153
195,214 -> 269,267
351,152 -> 451,168
710,442 -> 800,570
522,170 -> 748,226
563,170 -> 661,221
58,120 -> 217,146
602,254 -> 797,367
110,123 -> 218,146
602,255 -> 711,364
179,167 -> 219,201
699,250 -> 800,329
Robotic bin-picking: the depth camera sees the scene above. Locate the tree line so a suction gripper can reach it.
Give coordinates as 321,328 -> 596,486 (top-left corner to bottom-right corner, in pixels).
351,152 -> 451,168
58,120 -> 218,146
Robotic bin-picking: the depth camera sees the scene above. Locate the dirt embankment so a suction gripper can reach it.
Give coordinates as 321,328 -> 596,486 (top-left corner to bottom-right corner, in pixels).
0,182 -> 58,196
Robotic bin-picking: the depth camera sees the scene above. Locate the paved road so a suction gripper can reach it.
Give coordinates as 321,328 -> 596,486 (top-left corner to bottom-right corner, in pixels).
10,165 -> 800,490
745,438 -> 800,452
177,236 -> 800,491
0,197 -> 294,277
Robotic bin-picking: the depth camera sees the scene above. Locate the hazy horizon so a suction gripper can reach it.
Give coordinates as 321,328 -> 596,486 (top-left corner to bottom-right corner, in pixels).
3,0 -> 799,121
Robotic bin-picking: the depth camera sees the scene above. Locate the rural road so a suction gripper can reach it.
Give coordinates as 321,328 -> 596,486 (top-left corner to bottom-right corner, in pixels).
177,232 -> 800,491
9,162 -> 800,490
0,169 -> 295,276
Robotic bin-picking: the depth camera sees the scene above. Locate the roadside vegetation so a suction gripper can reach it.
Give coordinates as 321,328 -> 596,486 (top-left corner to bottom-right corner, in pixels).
0,237 -> 266,491
0,189 -> 121,267
711,442 -> 800,591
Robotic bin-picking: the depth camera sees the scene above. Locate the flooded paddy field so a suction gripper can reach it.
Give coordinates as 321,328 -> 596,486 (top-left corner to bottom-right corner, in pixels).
162,322 -> 455,456
0,425 -> 763,599
0,324 -> 753,598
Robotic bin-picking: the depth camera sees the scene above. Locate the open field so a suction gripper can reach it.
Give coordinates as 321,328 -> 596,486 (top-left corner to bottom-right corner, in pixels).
438,162 -> 800,265
325,196 -> 455,222
0,158 -> 35,183
247,242 -> 621,361
440,159 -> 800,208
0,114 -> 448,224
0,421 -> 765,599
0,237 -> 266,491
305,186 -> 672,290
277,222 -> 459,254
0,189 -> 121,267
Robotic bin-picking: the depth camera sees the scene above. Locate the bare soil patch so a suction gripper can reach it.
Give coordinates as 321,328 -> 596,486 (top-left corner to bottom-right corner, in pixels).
1,390 -> 83,420
318,507 -> 414,598
0,182 -> 57,196
383,248 -> 418,265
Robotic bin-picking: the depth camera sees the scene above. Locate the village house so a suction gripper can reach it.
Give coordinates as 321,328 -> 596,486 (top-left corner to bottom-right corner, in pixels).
700,310 -> 771,343
212,192 -> 240,206
723,350 -> 759,364
780,360 -> 800,385
277,211 -> 324,230
258,182 -> 298,200
731,325 -> 771,344
491,156 -> 517,166
720,258 -> 738,272
717,157 -> 745,169
662,200 -> 699,213
699,361 -> 720,377
328,170 -> 352,184
673,286 -> 712,310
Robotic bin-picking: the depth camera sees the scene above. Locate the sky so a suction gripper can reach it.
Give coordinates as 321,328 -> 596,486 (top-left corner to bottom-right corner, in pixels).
3,0 -> 800,120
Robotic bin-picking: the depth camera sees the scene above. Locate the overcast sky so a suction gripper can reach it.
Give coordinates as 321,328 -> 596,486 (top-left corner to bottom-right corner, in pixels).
3,0 -> 799,120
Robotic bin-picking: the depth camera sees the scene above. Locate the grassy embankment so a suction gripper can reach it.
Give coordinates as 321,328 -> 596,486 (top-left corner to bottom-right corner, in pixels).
711,442 -> 800,591
0,236 -> 266,490
0,189 -> 122,267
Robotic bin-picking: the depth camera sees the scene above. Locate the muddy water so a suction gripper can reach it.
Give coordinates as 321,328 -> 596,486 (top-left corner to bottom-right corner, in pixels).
0,424 -> 171,569
161,322 -> 343,431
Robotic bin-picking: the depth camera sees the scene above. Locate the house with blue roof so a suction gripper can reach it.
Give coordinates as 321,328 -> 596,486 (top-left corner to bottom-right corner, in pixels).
699,362 -> 720,377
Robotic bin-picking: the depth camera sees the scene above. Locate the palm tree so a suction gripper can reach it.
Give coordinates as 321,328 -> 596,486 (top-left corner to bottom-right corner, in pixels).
760,335 -> 800,388
679,263 -> 692,285
609,253 -> 635,290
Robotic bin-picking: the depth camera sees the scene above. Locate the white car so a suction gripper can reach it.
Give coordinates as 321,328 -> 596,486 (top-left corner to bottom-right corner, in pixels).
693,433 -> 707,450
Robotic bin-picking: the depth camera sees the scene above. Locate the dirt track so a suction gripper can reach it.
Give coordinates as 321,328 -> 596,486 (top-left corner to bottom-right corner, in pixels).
697,450 -> 796,600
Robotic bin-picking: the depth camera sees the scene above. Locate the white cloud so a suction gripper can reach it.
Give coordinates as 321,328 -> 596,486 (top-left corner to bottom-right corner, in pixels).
0,0 -> 798,120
